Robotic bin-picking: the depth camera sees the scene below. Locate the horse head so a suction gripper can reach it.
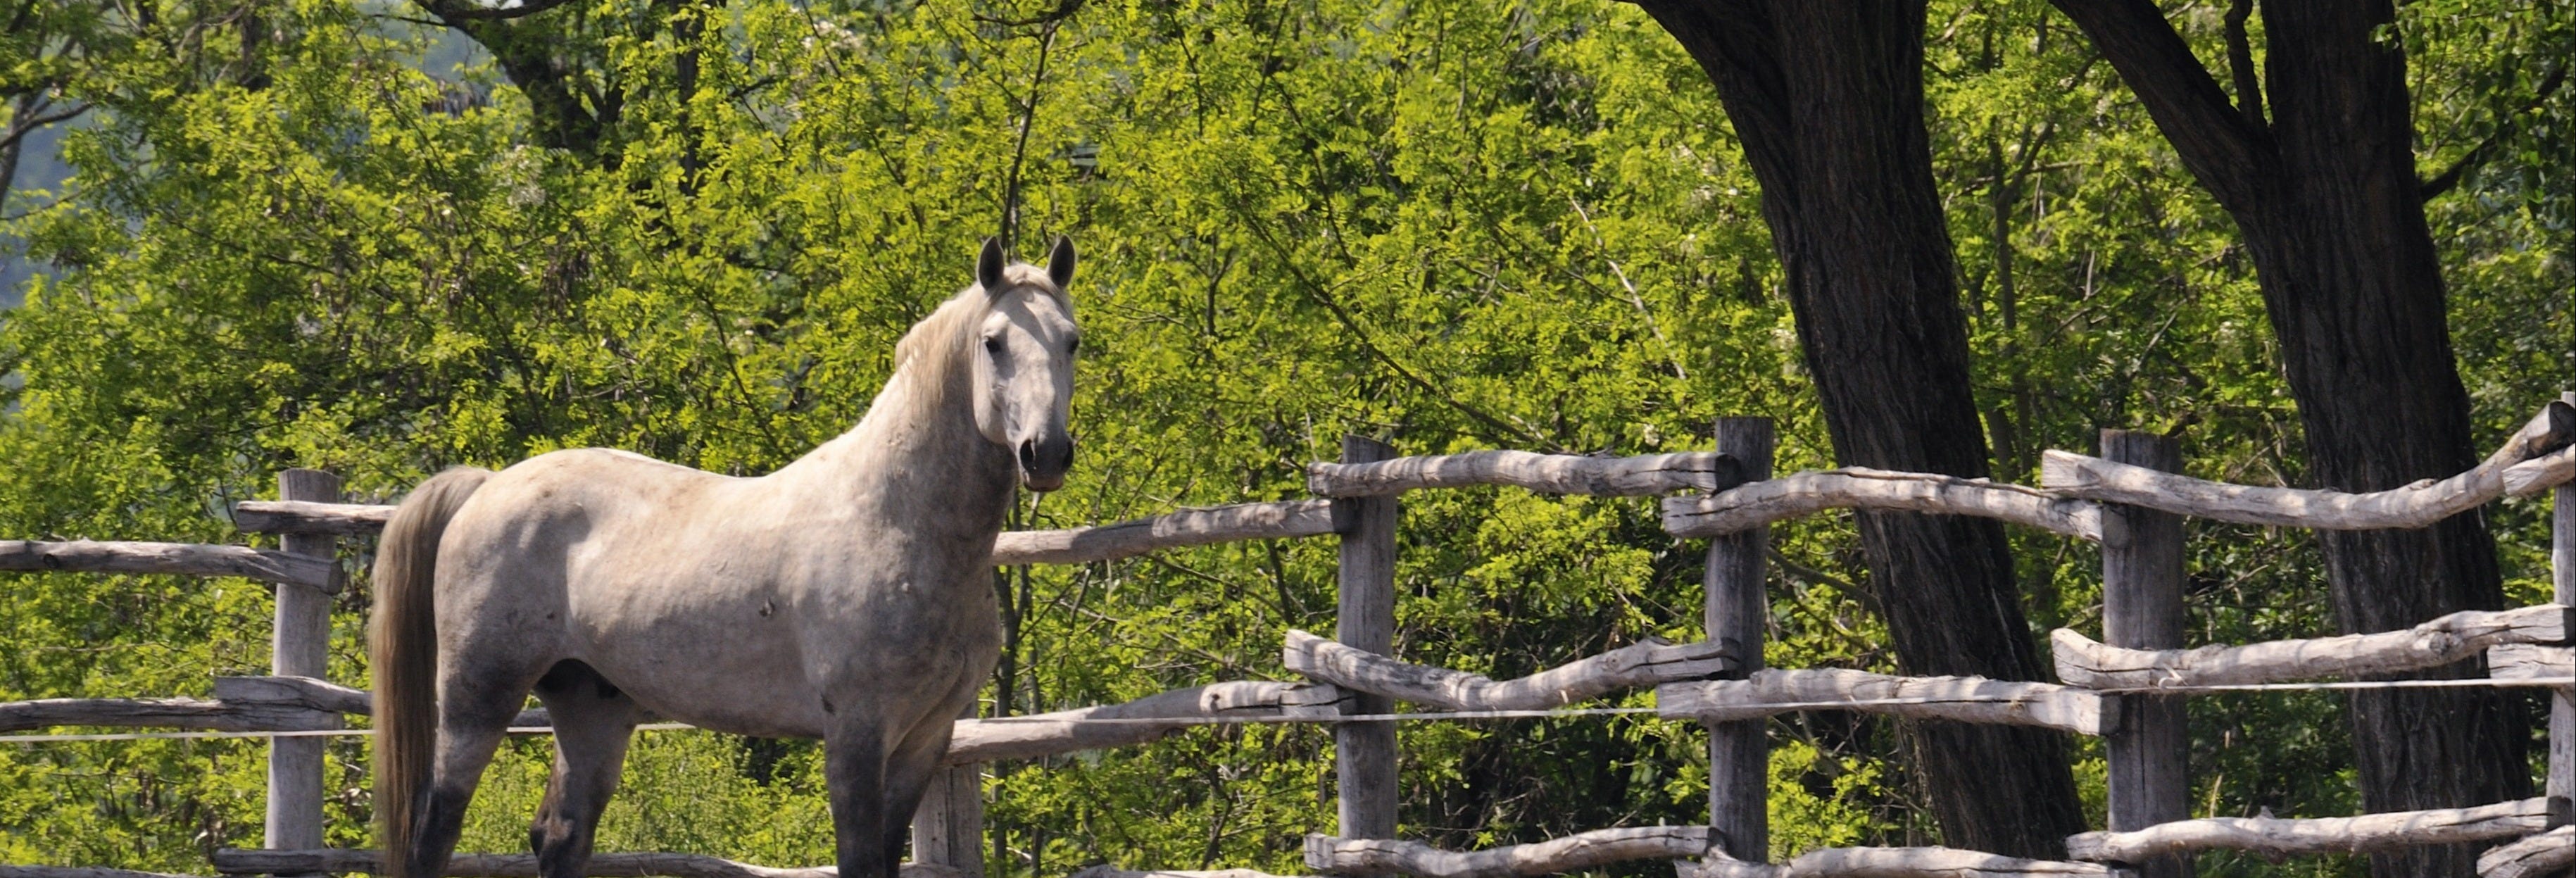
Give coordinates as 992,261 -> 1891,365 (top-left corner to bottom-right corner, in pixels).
969,235 -> 1079,492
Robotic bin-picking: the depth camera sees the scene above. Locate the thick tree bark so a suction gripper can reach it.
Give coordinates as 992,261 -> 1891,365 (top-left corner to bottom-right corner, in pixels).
1630,0 -> 2086,857
2044,3 -> 2529,876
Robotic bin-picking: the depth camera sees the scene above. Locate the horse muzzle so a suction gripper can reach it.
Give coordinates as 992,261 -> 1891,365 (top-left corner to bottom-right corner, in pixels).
1017,434 -> 1074,491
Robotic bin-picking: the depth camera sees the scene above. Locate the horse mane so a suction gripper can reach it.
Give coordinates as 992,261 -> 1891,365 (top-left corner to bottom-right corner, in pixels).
878,263 -> 1072,427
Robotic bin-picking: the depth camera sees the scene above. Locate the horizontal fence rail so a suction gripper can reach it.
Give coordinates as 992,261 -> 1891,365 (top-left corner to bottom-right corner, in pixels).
989,501 -> 1334,565
945,681 -> 1343,765
2487,644 -> 2574,680
2063,797 -> 2551,862
1069,867 -> 1304,878
207,849 -> 964,878
1661,469 -> 2105,541
2051,605 -> 2570,689
228,501 -> 394,535
2040,401 -> 2575,530
1678,848 -> 2118,878
0,695 -> 334,734
0,540 -> 334,591
1307,450 -> 1736,498
1281,631 -> 1732,711
2475,826 -> 2575,878
1302,827 -> 1712,878
1657,670 -> 2114,736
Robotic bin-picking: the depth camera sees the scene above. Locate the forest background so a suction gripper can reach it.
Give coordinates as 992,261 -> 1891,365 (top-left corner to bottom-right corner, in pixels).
0,0 -> 2570,876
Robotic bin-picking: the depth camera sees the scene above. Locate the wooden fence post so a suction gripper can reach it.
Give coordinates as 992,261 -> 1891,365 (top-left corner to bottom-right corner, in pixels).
1335,435 -> 1400,843
1706,418 -> 1771,862
911,742 -> 985,878
2099,432 -> 2186,878
269,469 -> 341,855
2552,390 -> 2575,832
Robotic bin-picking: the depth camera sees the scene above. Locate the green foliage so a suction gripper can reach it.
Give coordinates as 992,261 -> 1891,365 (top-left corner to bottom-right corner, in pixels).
0,0 -> 2568,874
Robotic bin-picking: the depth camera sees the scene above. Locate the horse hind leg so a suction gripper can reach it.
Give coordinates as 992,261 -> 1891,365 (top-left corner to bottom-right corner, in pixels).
408,658 -> 543,878
527,660 -> 641,878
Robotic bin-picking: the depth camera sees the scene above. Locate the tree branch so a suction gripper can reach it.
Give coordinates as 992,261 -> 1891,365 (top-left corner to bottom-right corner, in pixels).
2420,63 -> 2566,201
416,0 -> 577,21
2047,0 -> 2273,213
2223,0 -> 2266,132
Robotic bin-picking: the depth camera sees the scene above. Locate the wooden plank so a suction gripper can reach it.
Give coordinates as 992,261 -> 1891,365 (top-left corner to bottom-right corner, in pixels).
1660,468 -> 2103,541
943,681 -> 1343,765
1302,827 -> 1709,878
2040,401 -> 2575,529
2488,644 -> 2574,681
230,501 -> 395,535
210,849 -> 965,878
1677,848 -> 2118,878
211,675 -> 551,729
2477,826 -> 2575,878
0,540 -> 335,591
2051,604 -> 2569,689
2063,797 -> 2551,862
0,867 -> 210,878
267,470 -> 338,859
0,695 -> 339,734
2098,432 -> 2186,878
1704,418 -> 1768,863
1307,450 -> 1734,497
2554,394 -> 2575,836
1656,669 -> 2113,736
1334,436 -> 1400,844
2505,445 -> 2576,497
1069,869 -> 1309,878
989,501 -> 1334,565
910,757 -> 983,878
1281,630 -> 1730,710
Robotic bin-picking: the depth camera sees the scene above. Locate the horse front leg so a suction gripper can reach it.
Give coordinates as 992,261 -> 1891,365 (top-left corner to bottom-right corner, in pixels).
825,712 -> 893,878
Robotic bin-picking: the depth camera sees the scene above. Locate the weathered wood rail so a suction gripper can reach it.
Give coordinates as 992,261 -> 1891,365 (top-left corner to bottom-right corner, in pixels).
2489,644 -> 2575,681
1678,848 -> 2118,878
945,680 -> 1343,764
2050,605 -> 2570,690
207,849 -> 965,878
0,539 -> 335,591
2039,401 -> 2575,530
2063,797 -> 2552,862
1657,669 -> 2114,736
1659,469 -> 2104,541
1307,450 -> 1735,497
1281,630 -> 1731,710
2475,826 -> 2575,878
1302,827 -> 1711,878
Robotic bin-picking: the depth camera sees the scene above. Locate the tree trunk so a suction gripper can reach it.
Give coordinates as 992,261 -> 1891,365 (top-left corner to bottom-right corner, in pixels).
1630,0 -> 2087,857
2045,3 -> 2530,875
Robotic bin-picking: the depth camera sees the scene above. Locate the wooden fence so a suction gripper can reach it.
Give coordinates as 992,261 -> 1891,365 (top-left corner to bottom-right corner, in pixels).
6,394 -> 2576,878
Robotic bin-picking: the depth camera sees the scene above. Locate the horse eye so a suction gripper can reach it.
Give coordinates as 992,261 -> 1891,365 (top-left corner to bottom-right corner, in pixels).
984,335 -> 1005,356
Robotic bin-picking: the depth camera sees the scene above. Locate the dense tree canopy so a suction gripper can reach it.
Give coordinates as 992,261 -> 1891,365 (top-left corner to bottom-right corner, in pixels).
0,1 -> 2567,877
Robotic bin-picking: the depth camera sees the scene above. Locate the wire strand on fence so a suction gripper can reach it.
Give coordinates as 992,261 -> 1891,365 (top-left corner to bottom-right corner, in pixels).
6,675 -> 2570,744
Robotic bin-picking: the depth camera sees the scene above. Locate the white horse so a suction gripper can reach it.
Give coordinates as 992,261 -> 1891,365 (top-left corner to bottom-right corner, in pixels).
370,237 -> 1079,878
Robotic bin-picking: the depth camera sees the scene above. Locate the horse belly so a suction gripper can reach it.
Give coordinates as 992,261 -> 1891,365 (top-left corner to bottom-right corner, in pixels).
577,609 -> 833,739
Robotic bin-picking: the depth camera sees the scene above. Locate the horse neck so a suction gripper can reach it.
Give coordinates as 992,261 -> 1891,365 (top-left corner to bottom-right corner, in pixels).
784,366 -> 1017,542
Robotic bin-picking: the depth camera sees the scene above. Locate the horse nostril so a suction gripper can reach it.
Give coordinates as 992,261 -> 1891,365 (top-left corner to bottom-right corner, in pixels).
1017,439 -> 1039,471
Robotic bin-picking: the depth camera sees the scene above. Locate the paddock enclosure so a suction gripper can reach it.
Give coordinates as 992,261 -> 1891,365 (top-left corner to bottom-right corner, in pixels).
5,397 -> 2576,878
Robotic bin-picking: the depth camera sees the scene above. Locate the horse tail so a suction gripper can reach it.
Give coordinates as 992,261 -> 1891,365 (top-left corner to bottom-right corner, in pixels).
370,465 -> 492,878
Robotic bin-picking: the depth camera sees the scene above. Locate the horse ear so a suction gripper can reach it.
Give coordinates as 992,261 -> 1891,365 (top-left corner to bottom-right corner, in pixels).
977,237 -> 1007,294
1046,235 -> 1076,289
